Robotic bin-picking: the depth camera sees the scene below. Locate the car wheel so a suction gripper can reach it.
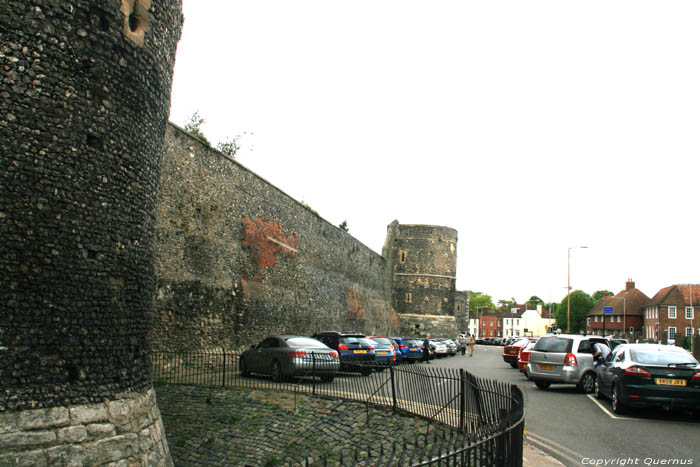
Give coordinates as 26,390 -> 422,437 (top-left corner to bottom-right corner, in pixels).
577,372 -> 595,394
612,384 -> 626,414
239,357 -> 250,377
594,379 -> 603,399
320,375 -> 334,383
271,360 -> 283,382
360,367 -> 372,376
510,362 -> 518,369
534,380 -> 550,389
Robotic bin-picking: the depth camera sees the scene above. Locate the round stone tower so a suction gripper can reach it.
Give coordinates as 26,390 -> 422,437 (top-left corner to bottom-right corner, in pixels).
0,1 -> 182,464
383,221 -> 458,337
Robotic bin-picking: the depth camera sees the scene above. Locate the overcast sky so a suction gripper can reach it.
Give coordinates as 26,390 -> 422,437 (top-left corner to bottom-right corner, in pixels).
169,1 -> 699,305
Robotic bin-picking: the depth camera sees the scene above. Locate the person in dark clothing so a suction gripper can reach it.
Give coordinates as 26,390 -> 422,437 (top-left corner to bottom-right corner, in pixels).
422,333 -> 432,363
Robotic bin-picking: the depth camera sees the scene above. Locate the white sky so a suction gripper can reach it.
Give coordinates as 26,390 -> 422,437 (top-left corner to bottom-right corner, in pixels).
169,1 -> 700,305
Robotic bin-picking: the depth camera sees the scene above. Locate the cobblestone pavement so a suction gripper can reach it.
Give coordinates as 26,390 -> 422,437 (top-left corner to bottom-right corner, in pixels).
156,384 -> 464,466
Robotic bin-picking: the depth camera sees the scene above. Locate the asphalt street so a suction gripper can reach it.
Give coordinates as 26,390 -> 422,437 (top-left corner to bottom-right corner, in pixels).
426,344 -> 700,466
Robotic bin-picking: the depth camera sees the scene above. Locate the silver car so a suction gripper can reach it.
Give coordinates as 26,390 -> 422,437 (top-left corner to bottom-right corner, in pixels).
527,334 -> 610,393
239,335 -> 340,382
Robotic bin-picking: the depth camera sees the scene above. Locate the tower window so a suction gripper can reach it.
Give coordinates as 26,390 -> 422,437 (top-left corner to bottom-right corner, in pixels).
399,250 -> 407,263
405,293 -> 412,304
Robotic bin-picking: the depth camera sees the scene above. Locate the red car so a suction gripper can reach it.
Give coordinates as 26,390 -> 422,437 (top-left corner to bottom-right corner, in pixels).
503,338 -> 531,368
518,340 -> 538,375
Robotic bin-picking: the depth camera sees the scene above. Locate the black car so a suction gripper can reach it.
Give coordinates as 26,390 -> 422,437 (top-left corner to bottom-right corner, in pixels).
595,343 -> 700,414
312,331 -> 376,376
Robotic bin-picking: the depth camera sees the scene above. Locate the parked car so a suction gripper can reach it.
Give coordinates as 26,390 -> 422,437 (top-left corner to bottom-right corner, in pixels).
595,343 -> 700,414
239,335 -> 340,382
311,331 -> 376,376
503,338 -> 531,368
528,334 -> 611,393
430,340 -> 449,358
388,338 -> 404,363
397,338 -> 424,363
518,340 -> 538,376
438,339 -> 458,356
367,336 -> 397,368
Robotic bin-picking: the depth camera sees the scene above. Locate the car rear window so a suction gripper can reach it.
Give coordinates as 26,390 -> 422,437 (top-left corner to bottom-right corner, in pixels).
533,337 -> 572,353
286,337 -> 327,348
340,336 -> 366,344
513,339 -> 529,347
371,337 -> 392,345
630,349 -> 699,366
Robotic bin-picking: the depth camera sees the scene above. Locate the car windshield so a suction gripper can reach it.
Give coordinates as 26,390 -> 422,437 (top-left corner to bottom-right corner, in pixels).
285,337 -> 327,348
630,349 -> 699,366
534,337 -> 572,353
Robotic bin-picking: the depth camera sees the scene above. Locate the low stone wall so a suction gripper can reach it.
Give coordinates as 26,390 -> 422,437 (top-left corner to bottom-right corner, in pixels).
399,313 -> 458,339
0,389 -> 171,467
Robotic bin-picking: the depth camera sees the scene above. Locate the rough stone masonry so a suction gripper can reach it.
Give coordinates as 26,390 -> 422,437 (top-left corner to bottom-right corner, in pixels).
0,1 -> 182,464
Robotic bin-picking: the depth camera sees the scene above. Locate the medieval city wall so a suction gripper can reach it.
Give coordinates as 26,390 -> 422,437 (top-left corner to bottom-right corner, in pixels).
152,125 -> 398,351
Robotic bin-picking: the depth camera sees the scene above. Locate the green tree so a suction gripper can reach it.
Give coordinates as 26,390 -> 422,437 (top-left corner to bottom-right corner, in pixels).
497,298 -> 516,310
468,291 -> 495,319
555,290 -> 594,334
183,111 -> 209,144
527,296 -> 544,307
592,290 -> 614,303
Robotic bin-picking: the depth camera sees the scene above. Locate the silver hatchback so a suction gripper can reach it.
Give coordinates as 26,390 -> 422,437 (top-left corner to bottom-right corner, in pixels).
528,334 -> 610,393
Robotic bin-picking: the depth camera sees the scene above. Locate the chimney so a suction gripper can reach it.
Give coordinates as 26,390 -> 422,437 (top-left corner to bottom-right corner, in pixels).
626,278 -> 635,291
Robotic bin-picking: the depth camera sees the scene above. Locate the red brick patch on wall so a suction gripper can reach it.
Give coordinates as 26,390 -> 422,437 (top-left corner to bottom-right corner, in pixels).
242,217 -> 299,269
345,288 -> 366,318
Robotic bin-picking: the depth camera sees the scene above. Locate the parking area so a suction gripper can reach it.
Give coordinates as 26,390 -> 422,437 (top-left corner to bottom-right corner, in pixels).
428,343 -> 700,466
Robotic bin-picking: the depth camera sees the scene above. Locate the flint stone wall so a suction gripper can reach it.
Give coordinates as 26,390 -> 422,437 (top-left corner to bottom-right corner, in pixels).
153,125 -> 399,351
0,389 -> 171,467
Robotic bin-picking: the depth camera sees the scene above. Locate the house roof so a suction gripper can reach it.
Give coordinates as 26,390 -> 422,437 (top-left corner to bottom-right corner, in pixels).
587,283 -> 650,317
649,284 -> 700,307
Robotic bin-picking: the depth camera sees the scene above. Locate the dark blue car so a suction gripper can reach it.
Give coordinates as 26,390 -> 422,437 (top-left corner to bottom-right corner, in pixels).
312,332 -> 376,376
393,337 -> 423,363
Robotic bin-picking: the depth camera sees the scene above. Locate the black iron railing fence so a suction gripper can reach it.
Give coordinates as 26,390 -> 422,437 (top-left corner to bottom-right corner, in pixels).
152,350 -> 524,466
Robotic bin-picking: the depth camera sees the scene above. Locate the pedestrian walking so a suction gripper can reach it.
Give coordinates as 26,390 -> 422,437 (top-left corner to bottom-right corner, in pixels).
422,333 -> 432,363
458,333 -> 468,355
468,334 -> 476,357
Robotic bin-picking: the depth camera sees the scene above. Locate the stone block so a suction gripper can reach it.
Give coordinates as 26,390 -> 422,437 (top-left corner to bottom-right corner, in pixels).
0,412 -> 18,435
0,430 -> 56,449
46,444 -> 86,467
0,449 -> 48,467
70,404 -> 107,425
86,423 -> 116,439
57,425 -> 87,444
19,407 -> 70,430
85,433 -> 138,465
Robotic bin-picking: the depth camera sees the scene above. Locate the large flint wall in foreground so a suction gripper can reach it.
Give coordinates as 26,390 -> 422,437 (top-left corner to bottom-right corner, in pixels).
153,125 -> 398,351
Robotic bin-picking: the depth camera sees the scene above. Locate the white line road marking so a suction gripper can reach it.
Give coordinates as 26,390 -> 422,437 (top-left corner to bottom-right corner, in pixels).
586,394 -> 629,419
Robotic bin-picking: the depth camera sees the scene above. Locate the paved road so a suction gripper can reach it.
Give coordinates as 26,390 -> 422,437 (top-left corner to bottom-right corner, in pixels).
426,344 -> 700,466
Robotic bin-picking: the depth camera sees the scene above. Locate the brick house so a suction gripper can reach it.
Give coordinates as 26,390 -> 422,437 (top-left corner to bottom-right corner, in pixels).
643,284 -> 700,342
479,311 -> 502,338
586,279 -> 650,340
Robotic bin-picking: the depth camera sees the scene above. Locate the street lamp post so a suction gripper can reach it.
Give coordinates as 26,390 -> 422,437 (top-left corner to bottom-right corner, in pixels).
567,246 -> 588,333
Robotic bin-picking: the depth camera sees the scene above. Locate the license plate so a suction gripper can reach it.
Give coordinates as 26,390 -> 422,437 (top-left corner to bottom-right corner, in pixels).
410,347 -> 418,351
538,364 -> 554,371
376,351 -> 388,355
353,350 -> 367,354
656,378 -> 686,386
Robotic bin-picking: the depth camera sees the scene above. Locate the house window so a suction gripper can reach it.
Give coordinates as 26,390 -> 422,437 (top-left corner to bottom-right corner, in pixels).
611,316 -> 615,323
668,327 -> 676,339
686,307 -> 694,319
617,316 -> 621,323
669,306 -> 676,319
405,293 -> 412,304
686,328 -> 694,337
594,316 -> 598,322
587,318 -> 591,327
